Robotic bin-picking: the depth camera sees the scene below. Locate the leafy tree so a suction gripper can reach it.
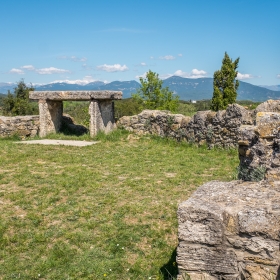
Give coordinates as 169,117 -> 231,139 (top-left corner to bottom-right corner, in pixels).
211,52 -> 240,111
133,70 -> 179,112
2,80 -> 38,116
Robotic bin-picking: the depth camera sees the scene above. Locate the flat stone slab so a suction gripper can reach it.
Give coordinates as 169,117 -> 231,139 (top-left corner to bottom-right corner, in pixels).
29,91 -> 122,101
15,139 -> 99,146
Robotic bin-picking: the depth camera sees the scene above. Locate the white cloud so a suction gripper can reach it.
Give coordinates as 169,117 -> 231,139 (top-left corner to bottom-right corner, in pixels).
21,65 -> 35,71
96,64 -> 128,72
173,70 -> 189,78
57,55 -> 87,62
36,67 -> 71,75
150,56 -> 154,59
135,72 -> 147,79
236,73 -> 254,80
277,74 -> 280,79
9,68 -> 24,74
178,54 -> 183,57
10,65 -> 71,75
159,55 -> 176,60
161,69 -> 208,79
140,62 -> 146,66
50,75 -> 97,85
191,69 -> 207,76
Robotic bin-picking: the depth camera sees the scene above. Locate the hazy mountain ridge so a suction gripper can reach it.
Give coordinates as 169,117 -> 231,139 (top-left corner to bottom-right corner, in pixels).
1,77 -> 280,102
259,85 -> 280,91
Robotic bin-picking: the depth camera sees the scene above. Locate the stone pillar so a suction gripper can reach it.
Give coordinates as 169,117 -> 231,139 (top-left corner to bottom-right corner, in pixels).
89,100 -> 116,137
38,100 -> 63,137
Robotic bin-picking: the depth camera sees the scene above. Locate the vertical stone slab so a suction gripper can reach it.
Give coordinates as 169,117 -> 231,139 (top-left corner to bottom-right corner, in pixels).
38,100 -> 63,137
89,100 -> 116,137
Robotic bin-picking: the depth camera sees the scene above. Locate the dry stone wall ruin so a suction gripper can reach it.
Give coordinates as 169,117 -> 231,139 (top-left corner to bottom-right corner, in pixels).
0,115 -> 39,138
117,103 -> 254,148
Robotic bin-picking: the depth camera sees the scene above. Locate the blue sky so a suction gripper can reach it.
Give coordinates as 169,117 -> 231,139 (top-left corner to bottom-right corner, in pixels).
1,0 -> 279,86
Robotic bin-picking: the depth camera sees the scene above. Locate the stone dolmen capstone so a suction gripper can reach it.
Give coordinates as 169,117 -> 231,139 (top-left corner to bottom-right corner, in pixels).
29,90 -> 122,137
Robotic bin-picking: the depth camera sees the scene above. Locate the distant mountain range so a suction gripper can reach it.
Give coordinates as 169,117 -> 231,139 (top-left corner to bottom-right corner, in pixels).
1,77 -> 280,102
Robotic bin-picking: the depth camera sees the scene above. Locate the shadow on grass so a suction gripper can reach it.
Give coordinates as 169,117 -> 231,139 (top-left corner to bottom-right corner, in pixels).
160,248 -> 178,280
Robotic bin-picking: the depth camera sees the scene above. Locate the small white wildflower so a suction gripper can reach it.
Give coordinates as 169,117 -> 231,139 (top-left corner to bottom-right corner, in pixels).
117,244 -> 119,246
122,247 -> 124,250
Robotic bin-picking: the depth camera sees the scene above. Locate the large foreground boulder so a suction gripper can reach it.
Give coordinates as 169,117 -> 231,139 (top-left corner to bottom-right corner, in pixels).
177,180 -> 280,279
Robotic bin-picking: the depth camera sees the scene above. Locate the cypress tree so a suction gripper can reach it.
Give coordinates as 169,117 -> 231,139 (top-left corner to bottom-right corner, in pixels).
211,52 -> 239,111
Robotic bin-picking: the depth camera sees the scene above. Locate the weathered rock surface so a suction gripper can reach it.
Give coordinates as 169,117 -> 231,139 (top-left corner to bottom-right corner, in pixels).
255,100 -> 280,113
0,115 -> 39,138
177,180 -> 280,280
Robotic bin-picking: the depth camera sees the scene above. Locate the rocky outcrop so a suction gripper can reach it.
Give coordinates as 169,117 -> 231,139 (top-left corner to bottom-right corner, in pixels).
0,115 -> 39,138
238,111 -> 280,181
117,104 -> 254,148
177,180 -> 280,280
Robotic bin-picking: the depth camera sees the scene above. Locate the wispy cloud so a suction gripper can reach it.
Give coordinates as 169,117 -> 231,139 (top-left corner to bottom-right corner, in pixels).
178,54 -> 183,57
140,62 -> 146,66
10,65 -> 71,75
57,55 -> 87,62
9,68 -> 25,74
21,65 -> 35,71
36,67 -> 71,75
50,75 -> 99,85
159,55 -> 176,60
277,74 -> 280,79
82,63 -> 93,70
97,64 -> 128,72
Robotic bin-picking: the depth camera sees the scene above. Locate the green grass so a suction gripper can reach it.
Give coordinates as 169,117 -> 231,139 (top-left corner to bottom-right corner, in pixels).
0,130 -> 238,279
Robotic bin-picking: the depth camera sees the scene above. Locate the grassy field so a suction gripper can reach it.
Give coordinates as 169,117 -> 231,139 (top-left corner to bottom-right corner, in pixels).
0,131 -> 239,279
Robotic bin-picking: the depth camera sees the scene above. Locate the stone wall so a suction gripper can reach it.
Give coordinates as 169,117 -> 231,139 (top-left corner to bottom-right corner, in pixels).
117,104 -> 254,148
0,115 -> 39,138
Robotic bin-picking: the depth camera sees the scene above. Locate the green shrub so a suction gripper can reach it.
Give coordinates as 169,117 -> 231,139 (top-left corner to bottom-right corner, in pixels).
236,164 -> 266,181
